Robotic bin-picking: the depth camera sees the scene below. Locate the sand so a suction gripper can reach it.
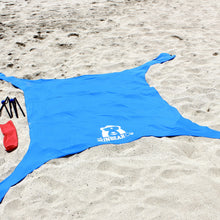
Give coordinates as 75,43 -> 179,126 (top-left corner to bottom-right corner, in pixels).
0,0 -> 219,219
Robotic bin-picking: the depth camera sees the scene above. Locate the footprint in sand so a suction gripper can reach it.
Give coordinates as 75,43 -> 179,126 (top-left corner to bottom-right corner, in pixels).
215,149 -> 220,157
208,167 -> 220,179
97,160 -> 141,186
0,158 -> 5,166
160,168 -> 195,179
145,196 -> 168,206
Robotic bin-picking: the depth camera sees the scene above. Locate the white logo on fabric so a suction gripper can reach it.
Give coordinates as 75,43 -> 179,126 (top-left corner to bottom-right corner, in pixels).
97,125 -> 133,142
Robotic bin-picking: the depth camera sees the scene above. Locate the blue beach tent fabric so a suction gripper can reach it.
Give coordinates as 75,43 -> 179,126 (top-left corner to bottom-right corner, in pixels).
0,53 -> 219,202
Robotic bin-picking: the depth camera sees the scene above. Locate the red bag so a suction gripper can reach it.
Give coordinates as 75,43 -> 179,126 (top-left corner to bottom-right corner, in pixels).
0,120 -> 18,152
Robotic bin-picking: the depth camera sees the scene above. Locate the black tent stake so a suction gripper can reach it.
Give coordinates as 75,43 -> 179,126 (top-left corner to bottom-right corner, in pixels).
14,98 -> 25,117
9,99 -> 14,118
1,97 -> 13,118
11,99 -> 18,118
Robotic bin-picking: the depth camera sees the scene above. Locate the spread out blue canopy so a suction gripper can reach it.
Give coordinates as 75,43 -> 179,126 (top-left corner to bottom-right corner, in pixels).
0,53 -> 219,202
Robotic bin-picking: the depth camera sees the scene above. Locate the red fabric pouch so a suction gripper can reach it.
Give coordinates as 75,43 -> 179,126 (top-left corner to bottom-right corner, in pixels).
0,120 -> 18,152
